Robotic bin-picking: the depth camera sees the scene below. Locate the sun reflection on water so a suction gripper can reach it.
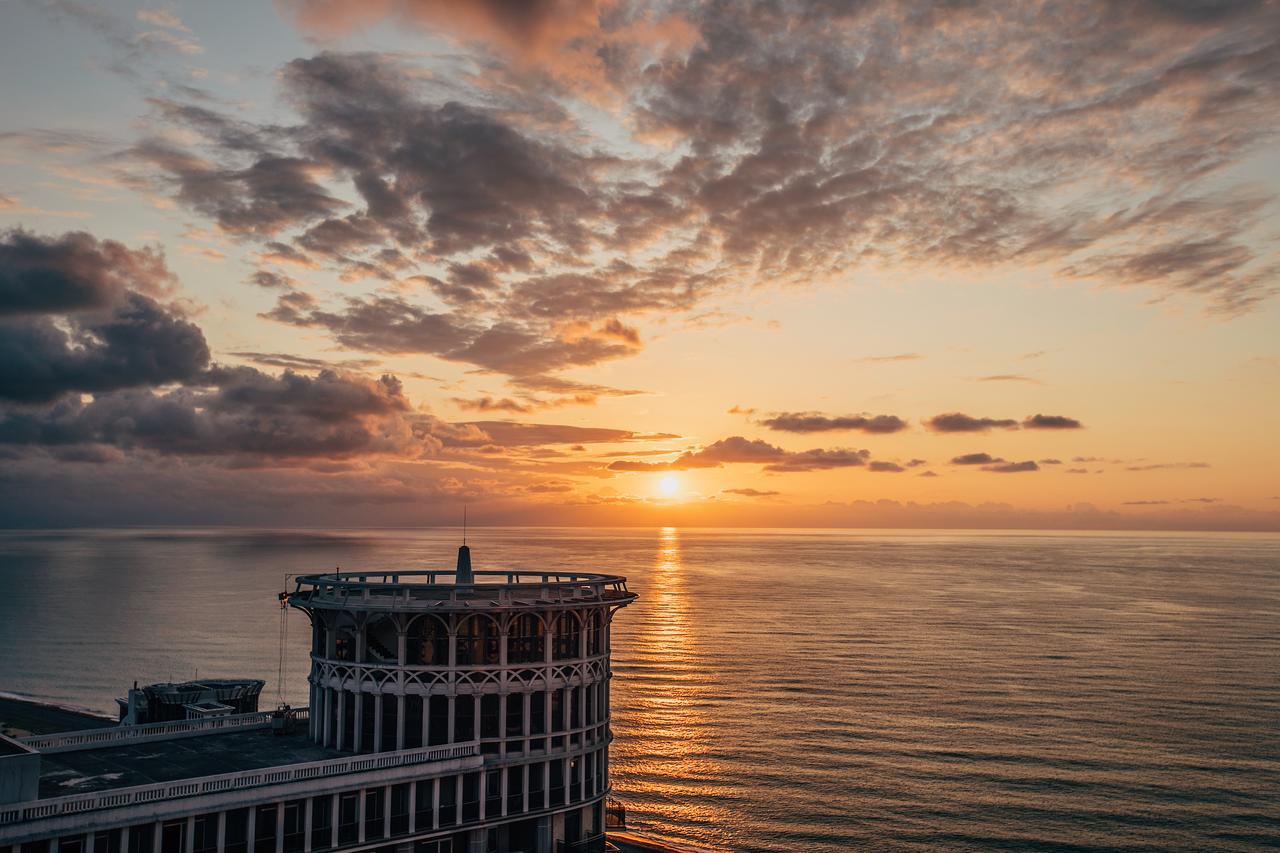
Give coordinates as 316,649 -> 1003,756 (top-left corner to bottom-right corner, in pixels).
612,527 -> 739,845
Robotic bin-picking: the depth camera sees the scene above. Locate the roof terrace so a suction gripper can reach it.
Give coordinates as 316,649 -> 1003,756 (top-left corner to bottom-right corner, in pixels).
291,569 -> 636,612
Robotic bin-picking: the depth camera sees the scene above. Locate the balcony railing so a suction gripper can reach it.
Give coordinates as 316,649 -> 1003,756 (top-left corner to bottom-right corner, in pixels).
0,739 -> 479,827
19,709 -> 309,753
291,570 -> 635,611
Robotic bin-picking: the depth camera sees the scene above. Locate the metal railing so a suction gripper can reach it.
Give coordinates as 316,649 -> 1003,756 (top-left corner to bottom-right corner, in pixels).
0,740 -> 479,827
19,709 -> 309,753
291,570 -> 635,611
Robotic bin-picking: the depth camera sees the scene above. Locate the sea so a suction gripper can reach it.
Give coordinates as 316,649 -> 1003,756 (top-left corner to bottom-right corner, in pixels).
0,527 -> 1277,851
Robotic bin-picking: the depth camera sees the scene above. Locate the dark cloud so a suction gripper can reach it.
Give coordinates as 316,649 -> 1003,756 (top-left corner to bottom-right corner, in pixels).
868,460 -> 905,472
1039,458 -> 1064,465
723,488 -> 780,497
246,270 -> 298,289
951,452 -> 1001,465
606,435 -> 870,474
854,353 -> 922,363
0,368 -> 430,461
0,293 -> 210,403
982,460 -> 1040,473
458,422 -> 672,448
918,470 -> 940,478
977,375 -> 1043,384
759,412 -> 908,434
1023,414 -> 1084,429
926,413 -> 1019,433
1126,461 -> 1212,470
0,229 -> 175,316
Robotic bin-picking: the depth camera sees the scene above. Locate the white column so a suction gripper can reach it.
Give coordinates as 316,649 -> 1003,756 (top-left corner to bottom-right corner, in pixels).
353,692 -> 364,753
246,807 -> 256,853
322,687 -> 333,747
432,776 -> 440,830
357,790 -> 367,843
373,694 -> 383,753
396,694 -> 406,751
500,766 -> 508,817
329,795 -> 339,850
303,798 -> 313,853
408,782 -> 417,834
185,816 -> 195,853
274,803 -> 285,853
85,832 -> 95,853
335,691 -> 346,751
216,811 -> 226,853
382,785 -> 392,839
152,821 -> 162,853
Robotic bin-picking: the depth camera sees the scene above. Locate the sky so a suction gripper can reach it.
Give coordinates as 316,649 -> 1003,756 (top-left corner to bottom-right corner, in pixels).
0,0 -> 1278,530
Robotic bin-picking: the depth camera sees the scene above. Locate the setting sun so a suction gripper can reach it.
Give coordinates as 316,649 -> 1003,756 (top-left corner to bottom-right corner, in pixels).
658,475 -> 680,498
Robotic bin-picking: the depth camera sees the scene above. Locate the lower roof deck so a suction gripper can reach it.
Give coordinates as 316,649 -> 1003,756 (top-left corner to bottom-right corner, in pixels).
36,727 -> 340,799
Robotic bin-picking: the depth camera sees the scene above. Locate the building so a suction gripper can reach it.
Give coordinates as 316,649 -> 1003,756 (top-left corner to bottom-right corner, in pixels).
117,680 -> 265,725
0,546 -> 637,853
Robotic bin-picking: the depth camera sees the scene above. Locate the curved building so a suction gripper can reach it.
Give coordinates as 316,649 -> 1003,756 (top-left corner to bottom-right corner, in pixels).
0,546 -> 636,853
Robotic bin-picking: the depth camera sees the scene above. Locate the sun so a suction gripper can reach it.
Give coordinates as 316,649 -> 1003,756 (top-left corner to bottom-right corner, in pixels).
658,475 -> 680,498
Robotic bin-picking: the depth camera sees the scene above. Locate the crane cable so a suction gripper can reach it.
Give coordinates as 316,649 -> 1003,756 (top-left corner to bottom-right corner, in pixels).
277,574 -> 293,707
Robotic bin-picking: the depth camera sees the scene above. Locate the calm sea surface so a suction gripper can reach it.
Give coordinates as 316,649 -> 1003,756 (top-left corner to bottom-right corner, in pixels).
0,528 -> 1277,851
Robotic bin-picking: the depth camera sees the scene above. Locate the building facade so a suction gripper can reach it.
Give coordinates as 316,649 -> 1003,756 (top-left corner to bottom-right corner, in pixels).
0,548 -> 636,853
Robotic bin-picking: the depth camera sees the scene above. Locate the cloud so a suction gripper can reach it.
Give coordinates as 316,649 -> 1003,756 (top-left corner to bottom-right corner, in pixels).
926,413 -> 1019,433
1023,414 -> 1084,429
982,460 -> 1040,473
0,229 -> 175,316
977,375 -> 1043,384
918,470 -> 940,478
247,270 -> 298,289
759,412 -> 908,434
1126,461 -> 1212,471
853,353 -> 922,363
606,435 -> 870,474
0,367 -> 433,461
727,405 -> 755,415
868,460 -> 905,472
951,453 -> 1001,465
723,488 -> 780,497
458,422 -> 672,448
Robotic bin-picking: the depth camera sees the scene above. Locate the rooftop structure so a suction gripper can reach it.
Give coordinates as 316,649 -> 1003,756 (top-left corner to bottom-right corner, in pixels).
0,545 -> 637,853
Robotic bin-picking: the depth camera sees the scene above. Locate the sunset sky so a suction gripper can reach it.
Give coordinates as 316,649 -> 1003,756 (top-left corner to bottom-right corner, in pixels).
1,0 -> 1278,529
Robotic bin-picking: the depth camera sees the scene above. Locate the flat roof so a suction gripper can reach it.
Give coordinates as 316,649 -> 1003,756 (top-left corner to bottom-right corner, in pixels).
38,727 -> 341,799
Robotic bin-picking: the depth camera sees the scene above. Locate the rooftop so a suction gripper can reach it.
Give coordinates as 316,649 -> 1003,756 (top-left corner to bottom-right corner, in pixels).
36,727 -> 339,799
291,569 -> 636,612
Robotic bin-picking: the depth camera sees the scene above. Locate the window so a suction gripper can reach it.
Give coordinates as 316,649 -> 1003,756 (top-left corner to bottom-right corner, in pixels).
552,613 -> 581,661
485,769 -> 502,818
455,695 -> 475,743
58,838 -> 84,853
390,784 -> 411,836
364,788 -> 385,840
586,609 -> 604,656
404,694 -> 424,749
283,800 -> 306,853
334,626 -> 356,661
462,772 -> 481,823
254,805 -> 277,850
506,764 -> 524,815
93,830 -> 122,853
360,693 -> 377,752
338,793 -> 360,845
438,776 -> 457,826
192,816 -> 218,853
405,615 -> 448,665
506,613 -> 545,663
127,824 -> 153,853
414,778 -> 434,830
381,693 -> 398,751
528,761 -> 546,810
224,810 -> 249,853
429,694 -> 450,745
311,795 -> 333,851
506,692 -> 525,750
480,693 -> 500,740
455,615 -> 499,665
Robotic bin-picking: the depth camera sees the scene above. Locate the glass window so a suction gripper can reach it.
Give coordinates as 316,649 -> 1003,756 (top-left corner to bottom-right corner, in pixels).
404,694 -> 424,749
480,693 -> 500,739
390,784 -> 411,836
405,616 -> 448,665
311,795 -> 334,851
364,788 -> 385,840
414,778 -> 434,830
429,694 -> 450,745
455,695 -> 475,743
224,810 -> 249,853
283,800 -> 306,853
338,793 -> 360,845
254,805 -> 277,848
193,816 -> 218,853
506,613 -> 545,663
552,613 -> 581,661
455,615 -> 499,665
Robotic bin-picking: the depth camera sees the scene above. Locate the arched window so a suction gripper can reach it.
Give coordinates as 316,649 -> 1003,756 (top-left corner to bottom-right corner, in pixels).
334,627 -> 356,662
405,615 -> 449,666
507,613 -> 546,664
363,616 -> 398,664
456,615 -> 500,666
586,610 -> 604,656
552,612 -> 581,661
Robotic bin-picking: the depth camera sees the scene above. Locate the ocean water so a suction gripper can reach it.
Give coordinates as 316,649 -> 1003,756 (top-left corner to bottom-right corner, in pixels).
0,527 -> 1277,851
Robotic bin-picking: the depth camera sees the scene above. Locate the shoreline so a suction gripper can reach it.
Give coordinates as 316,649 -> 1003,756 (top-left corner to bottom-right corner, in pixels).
0,692 -> 115,738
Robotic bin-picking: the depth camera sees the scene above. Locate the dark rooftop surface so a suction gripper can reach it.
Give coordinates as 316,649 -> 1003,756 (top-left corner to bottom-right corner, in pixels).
38,726 -> 341,799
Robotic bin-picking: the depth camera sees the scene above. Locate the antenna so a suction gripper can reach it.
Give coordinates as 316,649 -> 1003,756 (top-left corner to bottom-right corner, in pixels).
463,504 -> 467,545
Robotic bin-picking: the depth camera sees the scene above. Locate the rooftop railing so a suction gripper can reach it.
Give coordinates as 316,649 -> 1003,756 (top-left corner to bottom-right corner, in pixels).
19,709 -> 306,754
291,570 -> 635,610
0,739 -> 479,827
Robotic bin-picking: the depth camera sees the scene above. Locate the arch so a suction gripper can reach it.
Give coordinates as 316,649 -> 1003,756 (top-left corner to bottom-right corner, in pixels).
506,612 -> 547,664
405,614 -> 450,666
585,609 -> 604,656
552,611 -> 582,661
455,613 -> 501,666
363,615 -> 399,664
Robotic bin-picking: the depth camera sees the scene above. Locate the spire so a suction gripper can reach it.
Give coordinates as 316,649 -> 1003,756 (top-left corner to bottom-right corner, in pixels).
456,505 -> 473,583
